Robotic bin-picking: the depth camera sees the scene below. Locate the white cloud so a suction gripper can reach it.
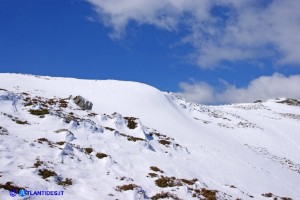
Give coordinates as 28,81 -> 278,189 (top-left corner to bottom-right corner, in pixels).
86,0 -> 300,68
178,73 -> 300,104
178,81 -> 215,104
86,0 -> 211,39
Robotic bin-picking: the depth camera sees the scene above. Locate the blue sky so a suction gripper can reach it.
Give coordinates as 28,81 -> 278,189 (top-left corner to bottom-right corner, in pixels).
0,0 -> 299,104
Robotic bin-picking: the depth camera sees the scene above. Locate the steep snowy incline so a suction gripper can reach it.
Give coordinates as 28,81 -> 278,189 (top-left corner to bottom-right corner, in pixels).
0,73 -> 300,200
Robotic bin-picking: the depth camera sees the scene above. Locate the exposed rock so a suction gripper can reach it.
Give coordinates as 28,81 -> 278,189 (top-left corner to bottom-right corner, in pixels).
0,126 -> 9,135
278,98 -> 300,106
73,96 -> 93,110
254,100 -> 262,103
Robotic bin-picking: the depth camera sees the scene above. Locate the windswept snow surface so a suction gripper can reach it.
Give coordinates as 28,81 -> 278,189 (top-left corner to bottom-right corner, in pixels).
0,73 -> 299,200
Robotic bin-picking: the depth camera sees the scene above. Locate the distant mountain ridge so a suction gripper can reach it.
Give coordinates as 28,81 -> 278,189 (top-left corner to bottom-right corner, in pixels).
0,73 -> 299,200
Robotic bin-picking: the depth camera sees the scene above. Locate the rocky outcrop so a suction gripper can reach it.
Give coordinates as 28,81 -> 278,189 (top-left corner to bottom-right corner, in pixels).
72,96 -> 93,110
278,98 -> 300,106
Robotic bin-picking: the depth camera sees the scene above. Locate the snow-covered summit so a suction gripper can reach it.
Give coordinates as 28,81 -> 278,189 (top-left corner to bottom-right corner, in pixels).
0,73 -> 299,200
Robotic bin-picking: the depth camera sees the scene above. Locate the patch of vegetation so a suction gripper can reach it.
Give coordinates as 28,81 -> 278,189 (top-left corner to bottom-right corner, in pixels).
33,159 -> 44,168
0,182 -> 25,193
59,99 -> 68,103
38,169 -> 57,179
158,139 -> 171,146
200,188 -> 217,200
84,147 -> 93,154
124,117 -> 138,129
126,135 -> 145,142
37,138 -> 49,144
155,176 -> 182,188
262,193 -> 273,197
47,99 -> 56,105
151,192 -> 181,200
59,99 -> 68,108
56,141 -> 65,146
36,138 -> 55,149
59,103 -> 68,108
57,178 -> 73,187
150,166 -> 164,173
193,189 -> 201,198
116,184 -> 138,192
147,173 -> 158,178
180,178 -> 198,185
15,120 -> 29,125
31,98 -> 38,103
24,101 -> 33,107
87,112 -> 97,117
63,115 -> 78,123
29,109 -> 49,116
2,112 -> 29,125
104,127 -> 115,131
96,152 -> 108,159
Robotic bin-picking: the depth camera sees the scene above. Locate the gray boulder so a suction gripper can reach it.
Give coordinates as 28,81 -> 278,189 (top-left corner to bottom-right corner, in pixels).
73,95 -> 93,110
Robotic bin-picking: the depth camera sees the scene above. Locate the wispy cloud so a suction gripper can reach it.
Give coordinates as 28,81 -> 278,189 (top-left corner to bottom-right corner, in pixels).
86,0 -> 300,68
178,73 -> 300,104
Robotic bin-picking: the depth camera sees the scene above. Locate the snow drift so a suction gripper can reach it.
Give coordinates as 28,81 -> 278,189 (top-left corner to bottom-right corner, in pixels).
0,73 -> 299,200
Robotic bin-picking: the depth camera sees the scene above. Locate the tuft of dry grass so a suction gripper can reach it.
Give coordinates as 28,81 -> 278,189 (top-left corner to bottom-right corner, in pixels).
47,99 -> 56,105
96,152 -> 108,159
29,109 -> 49,116
33,159 -> 44,168
59,99 -> 68,108
147,173 -> 158,178
57,178 -> 73,187
104,127 -> 115,131
87,112 -> 97,117
24,101 -> 33,106
200,188 -> 217,200
150,166 -> 164,173
158,139 -> 171,146
38,169 -> 57,179
262,193 -> 273,197
124,117 -> 138,129
180,178 -> 198,185
126,135 -> 145,142
0,182 -> 25,193
84,147 -> 93,154
56,141 -> 65,146
116,184 -> 138,192
155,176 -> 182,188
151,192 -> 181,200
15,119 -> 29,125
37,138 -> 49,143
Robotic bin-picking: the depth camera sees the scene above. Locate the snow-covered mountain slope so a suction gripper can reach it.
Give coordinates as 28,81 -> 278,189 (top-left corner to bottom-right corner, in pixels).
0,73 -> 299,200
